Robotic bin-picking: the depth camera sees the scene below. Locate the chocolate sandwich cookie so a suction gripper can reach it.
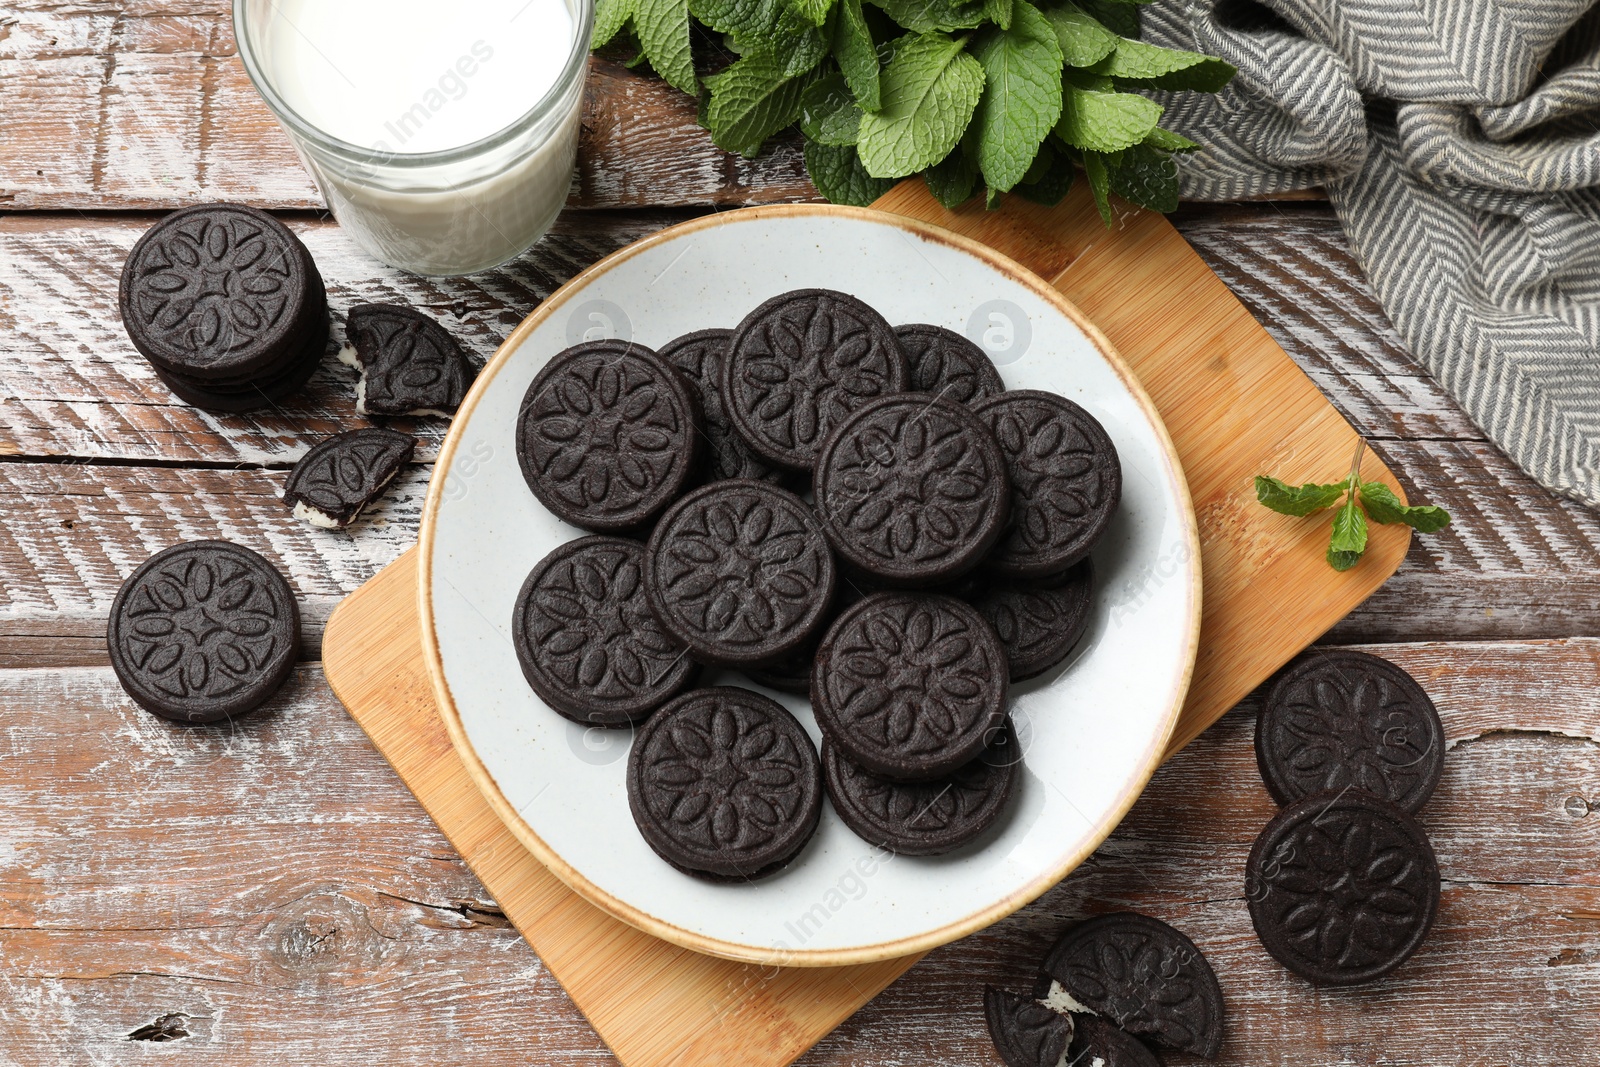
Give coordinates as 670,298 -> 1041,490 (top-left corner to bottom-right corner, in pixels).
895,323 -> 1005,404
282,427 -> 415,529
822,720 -> 1016,855
813,394 -> 1010,586
119,204 -> 325,382
983,987 -> 1074,1067
1247,790 -> 1440,986
627,686 -> 822,881
342,303 -> 476,416
646,480 -> 837,667
516,340 -> 702,532
723,289 -> 909,471
1256,650 -> 1445,814
958,561 -> 1093,682
1040,912 -> 1225,1058
658,328 -> 782,485
513,536 -> 696,726
974,391 -> 1122,578
107,540 -> 301,724
1067,1015 -> 1162,1067
812,592 -> 1008,781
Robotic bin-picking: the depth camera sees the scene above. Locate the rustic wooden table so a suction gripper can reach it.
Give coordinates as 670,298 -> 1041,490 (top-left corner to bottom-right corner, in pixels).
3,8 -> 1598,1065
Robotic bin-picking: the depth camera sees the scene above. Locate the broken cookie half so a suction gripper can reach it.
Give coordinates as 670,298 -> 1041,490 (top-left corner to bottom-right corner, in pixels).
283,427 -> 415,530
341,303 -> 475,417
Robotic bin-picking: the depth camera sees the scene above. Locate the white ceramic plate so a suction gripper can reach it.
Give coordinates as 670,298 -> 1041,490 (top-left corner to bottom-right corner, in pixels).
419,205 -> 1200,966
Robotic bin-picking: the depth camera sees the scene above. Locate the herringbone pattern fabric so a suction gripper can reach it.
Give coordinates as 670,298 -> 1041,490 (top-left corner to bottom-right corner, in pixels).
1145,0 -> 1600,507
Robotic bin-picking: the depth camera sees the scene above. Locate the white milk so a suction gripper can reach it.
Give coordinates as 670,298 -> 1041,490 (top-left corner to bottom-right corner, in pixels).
236,0 -> 587,276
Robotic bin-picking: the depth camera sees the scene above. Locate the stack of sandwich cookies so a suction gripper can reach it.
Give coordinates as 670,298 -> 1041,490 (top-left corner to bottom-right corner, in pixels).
1245,650 -> 1446,985
119,204 -> 330,413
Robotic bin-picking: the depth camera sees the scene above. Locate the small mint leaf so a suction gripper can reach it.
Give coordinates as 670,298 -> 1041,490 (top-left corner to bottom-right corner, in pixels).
984,0 -> 1014,30
833,0 -> 882,110
970,0 -> 1064,192
594,0 -> 635,48
1041,2 -> 1117,67
1076,0 -> 1139,36
866,0 -> 987,32
1013,141 -> 1074,205
1144,125 -> 1198,152
924,148 -> 980,208
1108,142 -> 1179,213
857,33 -> 985,180
1359,482 -> 1452,533
785,0 -> 837,27
634,0 -> 697,94
705,51 -> 815,156
1093,37 -> 1236,92
1055,80 -> 1162,153
1083,150 -> 1113,226
1326,497 -> 1368,571
1254,475 -> 1347,517
804,139 -> 896,204
800,70 -> 863,145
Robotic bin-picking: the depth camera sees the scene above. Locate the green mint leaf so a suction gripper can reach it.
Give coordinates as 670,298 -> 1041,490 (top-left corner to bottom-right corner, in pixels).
1326,497 -> 1368,571
1359,482 -> 1452,533
970,1 -> 1064,192
984,0 -> 1014,30
1144,125 -> 1198,152
691,0 -> 780,40
1013,141 -> 1075,205
924,147 -> 979,207
769,3 -> 832,76
1075,0 -> 1139,36
785,0 -> 838,26
1083,150 -> 1113,225
1041,2 -> 1117,67
634,0 -> 698,94
1093,37 -> 1237,92
1254,475 -> 1348,517
804,139 -> 897,204
594,0 -> 635,48
832,0 -> 882,109
705,51 -> 814,156
867,0 -> 987,34
800,70 -> 863,145
1108,142 -> 1178,212
857,33 -> 986,180
1056,79 -> 1162,153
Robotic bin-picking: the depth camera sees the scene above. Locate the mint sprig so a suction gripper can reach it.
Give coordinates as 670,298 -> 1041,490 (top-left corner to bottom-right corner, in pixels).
593,0 -> 1235,221
1255,442 -> 1452,572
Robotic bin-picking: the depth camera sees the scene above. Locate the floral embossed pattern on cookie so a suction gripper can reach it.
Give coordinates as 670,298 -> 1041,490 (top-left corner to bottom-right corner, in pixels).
814,394 -> 1010,585
282,427 -> 415,529
344,303 -> 476,417
106,540 -> 302,724
1040,912 -> 1226,1058
723,289 -> 908,471
1246,791 -> 1440,987
821,719 -> 1015,855
516,340 -> 702,531
646,480 -> 837,667
1257,650 -> 1445,813
975,390 -> 1122,577
895,323 -> 1006,405
119,204 -> 315,376
513,536 -> 696,726
626,686 -> 822,881
811,592 -> 1007,781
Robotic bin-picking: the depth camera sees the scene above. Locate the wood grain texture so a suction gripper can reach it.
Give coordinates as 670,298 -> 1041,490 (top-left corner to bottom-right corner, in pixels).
0,2 -> 817,212
3,637 -> 1594,1065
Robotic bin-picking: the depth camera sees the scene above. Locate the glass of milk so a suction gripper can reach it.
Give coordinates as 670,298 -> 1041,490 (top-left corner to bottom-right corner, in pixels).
233,0 -> 591,277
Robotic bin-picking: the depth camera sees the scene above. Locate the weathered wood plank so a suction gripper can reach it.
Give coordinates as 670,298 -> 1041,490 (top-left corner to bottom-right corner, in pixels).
1,640 -> 1594,1063
0,209 -> 690,467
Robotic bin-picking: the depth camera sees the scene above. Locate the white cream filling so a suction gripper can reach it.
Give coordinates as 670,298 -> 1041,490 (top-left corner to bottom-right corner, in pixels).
347,349 -> 453,419
291,500 -> 344,530
1038,979 -> 1096,1018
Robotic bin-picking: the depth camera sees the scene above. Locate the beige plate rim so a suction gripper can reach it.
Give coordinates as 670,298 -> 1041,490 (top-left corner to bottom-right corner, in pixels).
416,202 -> 1203,967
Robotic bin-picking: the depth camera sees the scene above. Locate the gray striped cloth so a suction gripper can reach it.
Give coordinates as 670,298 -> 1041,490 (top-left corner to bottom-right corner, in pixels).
1144,0 -> 1600,507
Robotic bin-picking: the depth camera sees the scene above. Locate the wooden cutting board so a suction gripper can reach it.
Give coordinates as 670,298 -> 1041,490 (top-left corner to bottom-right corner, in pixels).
321,179 -> 1410,1067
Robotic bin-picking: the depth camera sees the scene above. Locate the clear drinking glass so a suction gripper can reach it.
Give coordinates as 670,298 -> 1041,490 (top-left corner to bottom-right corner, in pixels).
232,0 -> 592,277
